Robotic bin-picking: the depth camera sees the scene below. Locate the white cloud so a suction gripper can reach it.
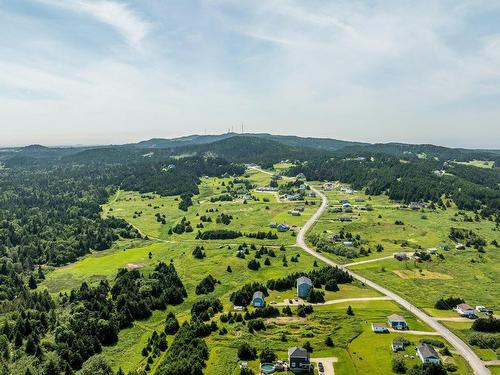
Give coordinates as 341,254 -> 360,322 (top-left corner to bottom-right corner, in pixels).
37,0 -> 151,48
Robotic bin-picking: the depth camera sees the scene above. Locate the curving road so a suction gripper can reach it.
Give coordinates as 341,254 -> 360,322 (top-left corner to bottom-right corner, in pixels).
296,184 -> 490,375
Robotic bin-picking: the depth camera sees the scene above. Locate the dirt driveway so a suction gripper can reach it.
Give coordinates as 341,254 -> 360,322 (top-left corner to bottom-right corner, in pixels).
311,357 -> 337,375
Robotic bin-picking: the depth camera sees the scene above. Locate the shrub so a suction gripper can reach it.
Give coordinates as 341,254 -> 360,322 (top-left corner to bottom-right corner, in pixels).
237,343 -> 257,360
472,318 -> 500,333
434,297 -> 464,310
391,357 -> 406,374
260,348 -> 277,363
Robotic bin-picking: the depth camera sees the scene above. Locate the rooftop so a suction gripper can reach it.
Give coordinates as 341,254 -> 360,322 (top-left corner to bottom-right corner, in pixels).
288,347 -> 309,358
253,291 -> 264,300
417,343 -> 439,359
297,276 -> 312,286
388,314 -> 406,322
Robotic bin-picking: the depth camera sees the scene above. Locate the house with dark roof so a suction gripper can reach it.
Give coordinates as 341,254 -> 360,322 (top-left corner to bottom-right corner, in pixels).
252,291 -> 265,308
277,223 -> 290,232
387,314 -> 408,330
288,347 -> 311,372
296,276 -> 313,298
416,343 -> 440,364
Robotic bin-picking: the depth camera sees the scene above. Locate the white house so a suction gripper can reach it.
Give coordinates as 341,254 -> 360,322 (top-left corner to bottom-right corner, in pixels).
416,344 -> 440,364
456,303 -> 475,316
371,323 -> 389,333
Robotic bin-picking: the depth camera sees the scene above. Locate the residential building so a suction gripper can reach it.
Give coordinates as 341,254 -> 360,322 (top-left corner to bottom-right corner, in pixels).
277,223 -> 290,232
391,339 -> 405,352
288,347 -> 311,372
252,291 -> 265,308
456,303 -> 475,317
371,323 -> 389,333
416,343 -> 440,364
296,276 -> 313,298
387,314 -> 408,330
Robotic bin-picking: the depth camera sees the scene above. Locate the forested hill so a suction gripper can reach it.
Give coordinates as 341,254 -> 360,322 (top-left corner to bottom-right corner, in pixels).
337,142 -> 500,164
131,133 -> 363,152
172,136 -> 331,167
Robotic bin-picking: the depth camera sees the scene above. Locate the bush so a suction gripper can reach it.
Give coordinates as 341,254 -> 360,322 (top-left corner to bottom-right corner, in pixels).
325,336 -> 334,347
248,319 -> 266,332
237,343 -> 257,360
260,348 -> 277,363
80,355 -> 113,375
164,312 -> 180,335
247,259 -> 261,271
468,332 -> 500,349
434,297 -> 464,310
472,317 -> 500,333
391,357 -> 406,374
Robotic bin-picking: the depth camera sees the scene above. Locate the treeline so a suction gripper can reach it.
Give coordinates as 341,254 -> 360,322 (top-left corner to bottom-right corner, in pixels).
288,154 -> 500,217
266,266 -> 352,292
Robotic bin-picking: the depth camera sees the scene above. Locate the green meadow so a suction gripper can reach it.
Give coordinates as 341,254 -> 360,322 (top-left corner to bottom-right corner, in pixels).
38,168 -> 482,374
304,180 -> 499,362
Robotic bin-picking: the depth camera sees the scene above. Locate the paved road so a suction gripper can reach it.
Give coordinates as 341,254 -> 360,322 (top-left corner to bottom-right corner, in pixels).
296,183 -> 490,375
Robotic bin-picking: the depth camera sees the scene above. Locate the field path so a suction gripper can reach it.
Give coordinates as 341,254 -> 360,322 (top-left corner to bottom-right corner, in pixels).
275,296 -> 391,307
250,166 -> 490,374
344,254 -> 410,267
388,328 -> 441,336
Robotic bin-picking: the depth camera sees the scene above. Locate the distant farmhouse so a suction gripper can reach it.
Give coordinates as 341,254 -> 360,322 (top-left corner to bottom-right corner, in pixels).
277,223 -> 290,232
296,276 -> 313,298
252,291 -> 265,308
455,303 -> 475,317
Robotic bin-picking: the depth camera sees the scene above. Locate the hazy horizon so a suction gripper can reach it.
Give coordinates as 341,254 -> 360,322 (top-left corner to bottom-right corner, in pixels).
1,1 -> 500,148
2,131 -> 500,150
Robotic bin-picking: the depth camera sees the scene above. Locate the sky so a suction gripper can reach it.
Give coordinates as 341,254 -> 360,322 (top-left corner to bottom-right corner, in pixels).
1,0 -> 500,148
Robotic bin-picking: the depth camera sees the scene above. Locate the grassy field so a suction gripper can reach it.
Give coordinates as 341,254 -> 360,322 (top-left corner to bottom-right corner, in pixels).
38,169 -> 481,374
455,160 -> 495,169
307,184 -> 498,264
304,181 -> 499,362
205,300 -> 471,375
